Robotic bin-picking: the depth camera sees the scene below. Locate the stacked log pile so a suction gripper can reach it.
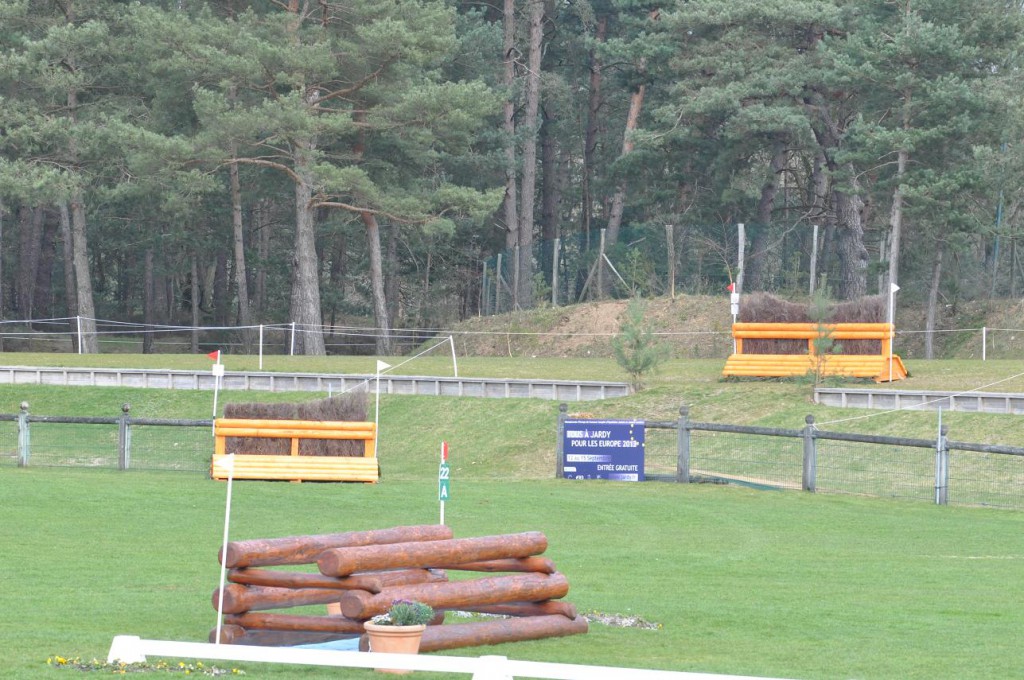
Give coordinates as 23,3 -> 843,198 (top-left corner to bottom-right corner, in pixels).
210,524 -> 587,651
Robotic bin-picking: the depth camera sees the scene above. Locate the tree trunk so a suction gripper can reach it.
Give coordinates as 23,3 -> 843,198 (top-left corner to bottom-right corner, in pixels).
58,204 -> 77,350
214,250 -> 229,326
69,189 -> 98,352
361,211 -> 393,355
806,96 -> 869,300
32,210 -> 57,320
925,241 -> 943,360
540,108 -> 560,288
582,15 -> 606,250
190,256 -> 200,353
229,154 -> 255,351
253,199 -> 271,316
16,206 -> 43,319
833,181 -> 869,300
605,82 -> 645,250
327,232 -> 346,328
501,0 -> 519,297
886,147 -> 909,292
516,0 -> 544,310
143,249 -> 155,354
746,143 -> 788,291
288,144 -> 326,356
385,222 -> 399,331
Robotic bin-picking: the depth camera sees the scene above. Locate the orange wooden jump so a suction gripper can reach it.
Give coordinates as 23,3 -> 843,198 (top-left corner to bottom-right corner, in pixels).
722,322 -> 908,382
211,419 -> 378,482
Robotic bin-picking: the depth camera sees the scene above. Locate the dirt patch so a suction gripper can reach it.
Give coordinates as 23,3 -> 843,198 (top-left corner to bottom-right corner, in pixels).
451,296 -> 734,359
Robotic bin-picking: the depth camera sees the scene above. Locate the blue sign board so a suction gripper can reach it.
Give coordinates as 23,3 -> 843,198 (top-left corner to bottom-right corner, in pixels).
562,419 -> 645,481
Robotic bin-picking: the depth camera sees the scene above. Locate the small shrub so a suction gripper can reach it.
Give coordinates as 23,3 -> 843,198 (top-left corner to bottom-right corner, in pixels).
370,600 -> 435,626
611,299 -> 669,390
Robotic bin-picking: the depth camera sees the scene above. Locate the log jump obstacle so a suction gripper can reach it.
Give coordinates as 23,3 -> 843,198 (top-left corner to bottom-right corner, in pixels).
211,524 -> 587,651
210,418 -> 378,483
722,322 -> 908,382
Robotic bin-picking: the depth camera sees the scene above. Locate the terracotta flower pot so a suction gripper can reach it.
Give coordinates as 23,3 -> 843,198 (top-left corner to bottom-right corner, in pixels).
363,622 -> 426,674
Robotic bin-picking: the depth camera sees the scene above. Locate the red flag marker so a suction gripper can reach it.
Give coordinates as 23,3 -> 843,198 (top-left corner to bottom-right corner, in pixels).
207,350 -> 220,361
726,282 -> 735,293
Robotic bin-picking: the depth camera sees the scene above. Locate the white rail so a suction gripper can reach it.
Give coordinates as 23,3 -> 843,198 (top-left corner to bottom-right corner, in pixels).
107,636 -> 785,680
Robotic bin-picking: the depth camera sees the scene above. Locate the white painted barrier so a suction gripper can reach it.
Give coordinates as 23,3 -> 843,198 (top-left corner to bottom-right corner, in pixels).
107,636 -> 786,680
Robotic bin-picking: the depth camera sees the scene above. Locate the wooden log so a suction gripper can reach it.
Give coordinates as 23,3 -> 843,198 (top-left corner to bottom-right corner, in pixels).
213,583 -> 353,614
220,525 -> 453,568
210,624 -> 354,647
318,532 -> 547,577
224,612 -> 365,633
338,572 -> 569,620
449,600 -> 578,619
227,567 -> 447,593
357,615 -> 589,653
439,556 -> 556,574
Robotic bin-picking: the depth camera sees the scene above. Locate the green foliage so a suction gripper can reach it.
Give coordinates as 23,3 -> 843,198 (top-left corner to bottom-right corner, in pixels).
611,299 -> 669,390
372,600 -> 435,626
807,285 -> 841,388
47,655 -> 242,676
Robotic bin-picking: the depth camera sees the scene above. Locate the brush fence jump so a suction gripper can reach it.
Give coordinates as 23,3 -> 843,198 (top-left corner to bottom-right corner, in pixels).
210,524 -> 587,652
722,322 -> 908,382
211,418 -> 378,482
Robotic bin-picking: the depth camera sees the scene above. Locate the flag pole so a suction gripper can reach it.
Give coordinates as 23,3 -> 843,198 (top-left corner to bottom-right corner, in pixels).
888,283 -> 899,382
214,453 -> 235,645
440,442 -> 447,525
210,350 -> 223,434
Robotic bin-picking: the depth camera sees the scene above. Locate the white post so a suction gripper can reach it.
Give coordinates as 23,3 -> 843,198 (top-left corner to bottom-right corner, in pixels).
736,223 -> 745,295
888,283 -> 900,382
77,315 -> 83,355
375,360 -> 390,458
211,351 -> 223,434
449,336 -> 458,378
258,325 -> 264,370
982,326 -> 987,361
439,441 -> 448,526
214,454 -> 235,645
289,322 -> 296,356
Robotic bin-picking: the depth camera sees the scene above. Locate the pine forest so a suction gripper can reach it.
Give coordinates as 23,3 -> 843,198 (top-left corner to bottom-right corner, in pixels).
2,0 -> 1023,355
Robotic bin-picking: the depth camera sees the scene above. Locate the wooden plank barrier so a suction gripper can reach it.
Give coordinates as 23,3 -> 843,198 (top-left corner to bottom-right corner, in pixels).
210,525 -> 586,652
358,615 -> 591,653
211,418 -> 378,483
227,567 -> 444,594
317,532 -> 549,577
221,525 -> 453,568
722,322 -> 908,382
336,573 -> 570,620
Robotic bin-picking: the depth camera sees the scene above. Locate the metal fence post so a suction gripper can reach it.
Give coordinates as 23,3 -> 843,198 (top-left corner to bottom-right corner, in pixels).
118,403 -> 131,471
555,403 -> 568,479
676,405 -> 691,483
802,415 -> 817,492
935,424 -> 949,505
17,402 -> 29,467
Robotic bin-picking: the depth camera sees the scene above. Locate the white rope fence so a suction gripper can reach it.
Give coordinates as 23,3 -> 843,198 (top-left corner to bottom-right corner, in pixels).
1,315 -> 1022,360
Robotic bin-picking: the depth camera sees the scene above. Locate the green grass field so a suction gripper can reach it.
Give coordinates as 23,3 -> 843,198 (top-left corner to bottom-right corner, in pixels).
3,354 -> 1024,678
5,470 -> 1024,679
